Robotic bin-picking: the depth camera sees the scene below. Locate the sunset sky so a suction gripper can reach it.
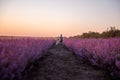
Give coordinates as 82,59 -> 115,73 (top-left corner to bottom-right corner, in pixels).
0,0 -> 120,37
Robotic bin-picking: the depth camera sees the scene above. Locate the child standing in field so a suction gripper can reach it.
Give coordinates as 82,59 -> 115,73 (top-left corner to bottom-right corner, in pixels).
56,34 -> 63,45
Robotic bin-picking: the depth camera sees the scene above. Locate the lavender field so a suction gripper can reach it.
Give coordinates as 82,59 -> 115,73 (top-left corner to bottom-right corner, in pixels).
64,38 -> 120,79
0,37 -> 55,80
0,37 -> 120,80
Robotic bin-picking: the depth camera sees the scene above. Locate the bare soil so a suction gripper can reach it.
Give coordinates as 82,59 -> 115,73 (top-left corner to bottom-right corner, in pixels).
23,44 -> 111,80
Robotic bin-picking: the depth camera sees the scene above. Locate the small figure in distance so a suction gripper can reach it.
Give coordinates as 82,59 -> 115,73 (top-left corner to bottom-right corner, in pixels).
59,34 -> 63,43
56,34 -> 63,45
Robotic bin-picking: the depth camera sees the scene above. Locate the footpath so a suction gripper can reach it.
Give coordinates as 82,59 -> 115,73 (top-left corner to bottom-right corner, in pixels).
23,44 -> 110,80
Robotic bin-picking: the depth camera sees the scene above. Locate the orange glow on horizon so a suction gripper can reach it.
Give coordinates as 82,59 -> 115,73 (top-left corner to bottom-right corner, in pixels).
0,0 -> 120,37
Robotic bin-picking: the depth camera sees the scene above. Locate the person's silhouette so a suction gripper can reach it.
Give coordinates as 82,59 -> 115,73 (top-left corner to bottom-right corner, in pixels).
55,34 -> 63,45
59,34 -> 63,43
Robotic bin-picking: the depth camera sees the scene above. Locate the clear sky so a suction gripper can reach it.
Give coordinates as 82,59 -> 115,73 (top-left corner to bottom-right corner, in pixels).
0,0 -> 120,37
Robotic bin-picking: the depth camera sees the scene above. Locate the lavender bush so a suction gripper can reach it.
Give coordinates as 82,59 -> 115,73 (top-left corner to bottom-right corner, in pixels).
0,38 -> 55,80
64,38 -> 120,79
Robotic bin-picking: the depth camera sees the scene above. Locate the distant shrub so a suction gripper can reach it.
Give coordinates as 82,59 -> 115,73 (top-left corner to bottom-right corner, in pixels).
72,27 -> 120,38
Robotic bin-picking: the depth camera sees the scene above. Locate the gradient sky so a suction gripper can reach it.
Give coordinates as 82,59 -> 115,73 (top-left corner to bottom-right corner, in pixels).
0,0 -> 120,37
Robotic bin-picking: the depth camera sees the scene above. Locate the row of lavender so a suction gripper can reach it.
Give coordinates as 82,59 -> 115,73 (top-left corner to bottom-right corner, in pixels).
0,38 -> 55,80
64,38 -> 120,79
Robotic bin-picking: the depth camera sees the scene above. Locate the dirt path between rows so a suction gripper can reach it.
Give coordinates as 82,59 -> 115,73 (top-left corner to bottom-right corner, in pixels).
23,44 -> 111,80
